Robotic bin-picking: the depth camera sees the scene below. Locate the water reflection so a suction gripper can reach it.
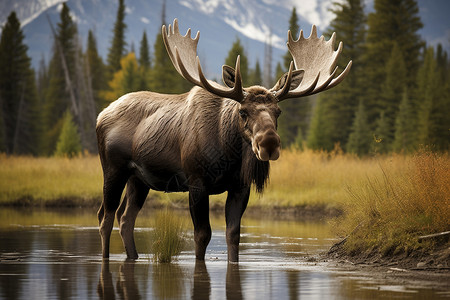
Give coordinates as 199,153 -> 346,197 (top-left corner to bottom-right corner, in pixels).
0,208 -> 448,299
96,260 -> 246,300
97,261 -> 115,300
192,261 -> 211,299
152,262 -> 185,299
226,263 -> 243,300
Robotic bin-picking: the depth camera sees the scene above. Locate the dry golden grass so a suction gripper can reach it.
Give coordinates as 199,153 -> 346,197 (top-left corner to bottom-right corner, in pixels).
0,154 -> 103,205
248,147 -> 384,208
333,151 -> 450,255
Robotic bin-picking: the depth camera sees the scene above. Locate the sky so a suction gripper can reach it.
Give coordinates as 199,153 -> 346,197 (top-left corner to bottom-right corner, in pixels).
416,0 -> 450,51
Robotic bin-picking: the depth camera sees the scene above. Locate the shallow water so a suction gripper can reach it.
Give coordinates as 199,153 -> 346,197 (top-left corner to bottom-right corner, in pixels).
0,208 -> 448,299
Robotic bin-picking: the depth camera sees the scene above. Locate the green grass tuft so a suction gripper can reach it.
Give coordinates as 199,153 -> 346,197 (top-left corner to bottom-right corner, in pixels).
150,209 -> 186,263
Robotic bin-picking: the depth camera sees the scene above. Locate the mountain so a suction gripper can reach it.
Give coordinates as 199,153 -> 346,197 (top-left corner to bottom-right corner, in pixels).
0,0 -> 347,81
1,0 -> 449,81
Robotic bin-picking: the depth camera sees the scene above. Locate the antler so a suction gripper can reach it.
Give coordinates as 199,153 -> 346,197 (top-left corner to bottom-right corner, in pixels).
162,19 -> 244,101
276,25 -> 352,101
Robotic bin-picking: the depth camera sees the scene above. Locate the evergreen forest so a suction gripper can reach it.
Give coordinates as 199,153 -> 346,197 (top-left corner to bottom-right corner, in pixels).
0,0 -> 448,157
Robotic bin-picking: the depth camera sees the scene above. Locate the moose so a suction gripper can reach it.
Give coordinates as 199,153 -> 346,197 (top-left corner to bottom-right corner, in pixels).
96,19 -> 351,262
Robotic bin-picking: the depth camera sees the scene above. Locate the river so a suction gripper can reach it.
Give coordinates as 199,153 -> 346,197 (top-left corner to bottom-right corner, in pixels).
0,207 -> 448,299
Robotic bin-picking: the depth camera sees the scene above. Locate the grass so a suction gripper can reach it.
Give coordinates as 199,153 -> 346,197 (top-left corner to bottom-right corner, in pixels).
332,150 -> 450,256
0,154 -> 103,206
1,149 -> 448,255
0,149 -> 382,209
248,147 -> 382,208
150,209 -> 186,263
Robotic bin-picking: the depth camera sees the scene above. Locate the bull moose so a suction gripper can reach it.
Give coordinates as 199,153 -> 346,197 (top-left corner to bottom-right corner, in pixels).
96,19 -> 351,262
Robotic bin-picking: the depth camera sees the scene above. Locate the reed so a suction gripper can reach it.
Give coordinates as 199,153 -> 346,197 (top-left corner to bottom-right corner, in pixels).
150,209 -> 186,263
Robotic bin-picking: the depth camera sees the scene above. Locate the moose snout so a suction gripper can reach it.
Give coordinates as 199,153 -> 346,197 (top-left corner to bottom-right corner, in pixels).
252,130 -> 281,161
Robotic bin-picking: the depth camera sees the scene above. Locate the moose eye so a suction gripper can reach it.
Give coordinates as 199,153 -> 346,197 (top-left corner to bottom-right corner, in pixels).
238,109 -> 248,119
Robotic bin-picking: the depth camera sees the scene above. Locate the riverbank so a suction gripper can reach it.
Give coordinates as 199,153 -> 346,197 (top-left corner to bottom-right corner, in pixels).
0,149 -> 361,210
1,150 -> 449,263
327,232 -> 450,270
0,149 -> 404,209
323,238 -> 450,292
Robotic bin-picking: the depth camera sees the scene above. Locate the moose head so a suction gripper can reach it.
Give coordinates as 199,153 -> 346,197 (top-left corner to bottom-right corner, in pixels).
162,19 -> 352,162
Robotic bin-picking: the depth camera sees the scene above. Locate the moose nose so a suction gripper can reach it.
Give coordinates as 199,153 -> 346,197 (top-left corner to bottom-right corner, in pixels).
253,130 -> 281,161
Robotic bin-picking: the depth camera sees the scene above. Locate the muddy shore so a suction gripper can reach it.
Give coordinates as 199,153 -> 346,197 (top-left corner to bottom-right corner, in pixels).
324,237 -> 450,289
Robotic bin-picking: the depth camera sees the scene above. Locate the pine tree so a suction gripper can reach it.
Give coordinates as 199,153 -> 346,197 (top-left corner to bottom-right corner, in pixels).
393,90 -> 417,152
427,44 -> 450,151
416,47 -> 441,148
346,101 -> 372,156
282,8 -> 299,69
139,31 -> 151,69
249,60 -> 262,86
36,56 -> 49,154
278,7 -> 311,147
307,98 -> 333,151
275,62 -> 283,80
373,111 -> 391,153
294,128 -> 304,150
362,0 -> 423,125
377,42 -> 407,150
0,12 -> 40,154
306,0 -> 366,151
37,56 -> 49,103
107,0 -> 127,77
150,32 -> 189,94
86,30 -> 107,112
43,3 -> 78,155
224,37 -> 249,85
138,31 -> 151,90
54,111 -> 81,157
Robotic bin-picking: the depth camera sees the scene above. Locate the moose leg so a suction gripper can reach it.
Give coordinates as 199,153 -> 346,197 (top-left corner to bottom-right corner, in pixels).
225,187 -> 250,262
118,176 -> 149,259
189,187 -> 211,260
99,172 -> 128,259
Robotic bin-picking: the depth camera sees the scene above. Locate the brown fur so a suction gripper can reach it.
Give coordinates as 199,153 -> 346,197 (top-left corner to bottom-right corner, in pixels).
97,86 -> 279,262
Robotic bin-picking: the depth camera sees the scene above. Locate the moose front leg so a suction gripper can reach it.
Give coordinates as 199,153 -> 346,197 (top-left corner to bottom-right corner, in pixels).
225,187 -> 250,262
188,187 -> 211,260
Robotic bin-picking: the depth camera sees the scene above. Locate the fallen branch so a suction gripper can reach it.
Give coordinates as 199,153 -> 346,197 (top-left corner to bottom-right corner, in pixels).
389,267 -> 408,272
418,231 -> 450,242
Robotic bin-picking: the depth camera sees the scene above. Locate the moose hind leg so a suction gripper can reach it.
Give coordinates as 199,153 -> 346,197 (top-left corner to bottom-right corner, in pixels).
189,188 -> 211,260
118,176 -> 149,259
99,172 -> 127,259
225,187 -> 250,262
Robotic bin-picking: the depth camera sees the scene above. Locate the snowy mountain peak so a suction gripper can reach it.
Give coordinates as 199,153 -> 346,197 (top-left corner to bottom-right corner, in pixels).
179,0 -> 339,49
0,0 -> 64,27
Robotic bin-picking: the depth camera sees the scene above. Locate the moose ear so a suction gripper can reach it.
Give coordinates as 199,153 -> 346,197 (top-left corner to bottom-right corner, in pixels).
222,65 -> 236,88
271,69 -> 304,93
